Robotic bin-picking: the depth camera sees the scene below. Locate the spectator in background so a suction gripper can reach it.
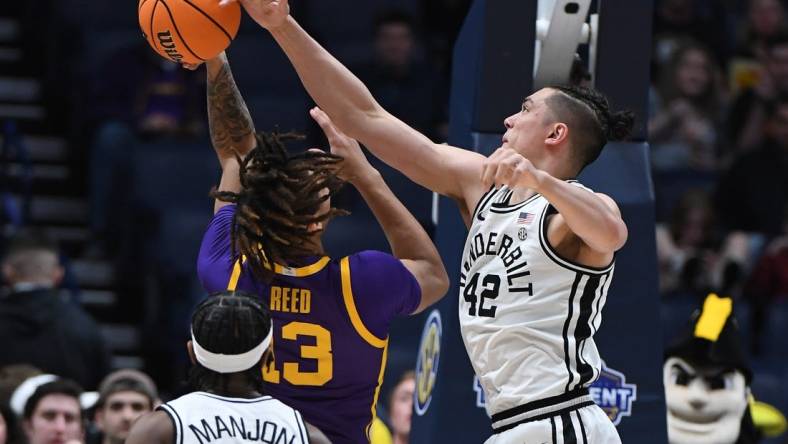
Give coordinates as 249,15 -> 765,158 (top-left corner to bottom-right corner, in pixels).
343,9 -> 447,236
89,370 -> 158,444
0,364 -> 44,410
728,32 -> 788,155
0,232 -> 110,389
649,40 -> 725,172
717,95 -> 788,235
652,0 -> 731,70
743,206 -> 788,354
355,10 -> 447,141
22,379 -> 84,444
0,407 -> 6,444
656,189 -> 750,295
735,0 -> 786,59
656,189 -> 718,293
89,42 -> 204,139
87,42 -> 206,257
388,371 -> 415,444
0,403 -> 19,444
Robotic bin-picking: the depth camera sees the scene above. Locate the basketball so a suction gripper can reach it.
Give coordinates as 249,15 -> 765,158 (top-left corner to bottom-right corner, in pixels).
138,0 -> 241,65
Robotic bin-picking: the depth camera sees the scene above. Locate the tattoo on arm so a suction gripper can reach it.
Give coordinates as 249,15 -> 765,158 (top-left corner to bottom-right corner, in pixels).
207,62 -> 255,158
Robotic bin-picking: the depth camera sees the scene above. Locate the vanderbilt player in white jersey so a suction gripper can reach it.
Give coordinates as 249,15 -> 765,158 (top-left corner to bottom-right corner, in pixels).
127,291 -> 329,444
225,1 -> 634,441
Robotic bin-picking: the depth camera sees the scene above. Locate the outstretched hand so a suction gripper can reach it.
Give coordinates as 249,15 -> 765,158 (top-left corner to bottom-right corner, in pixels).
219,0 -> 290,30
309,107 -> 374,184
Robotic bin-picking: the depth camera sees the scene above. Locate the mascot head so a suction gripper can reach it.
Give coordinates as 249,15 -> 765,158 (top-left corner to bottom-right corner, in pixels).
663,294 -> 755,444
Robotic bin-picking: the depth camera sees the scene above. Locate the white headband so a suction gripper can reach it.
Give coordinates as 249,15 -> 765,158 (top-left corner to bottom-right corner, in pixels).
191,326 -> 273,374
10,374 -> 57,416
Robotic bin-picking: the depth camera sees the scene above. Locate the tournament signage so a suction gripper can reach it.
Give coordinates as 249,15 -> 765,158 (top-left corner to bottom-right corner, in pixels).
589,361 -> 638,426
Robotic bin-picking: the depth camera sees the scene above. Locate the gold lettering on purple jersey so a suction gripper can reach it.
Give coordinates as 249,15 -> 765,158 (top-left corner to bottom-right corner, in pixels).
270,287 -> 282,311
269,287 -> 312,314
299,289 -> 311,313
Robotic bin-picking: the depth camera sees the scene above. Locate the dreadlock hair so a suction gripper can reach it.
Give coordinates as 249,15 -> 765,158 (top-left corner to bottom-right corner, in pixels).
188,291 -> 272,394
211,132 -> 349,281
546,85 -> 635,171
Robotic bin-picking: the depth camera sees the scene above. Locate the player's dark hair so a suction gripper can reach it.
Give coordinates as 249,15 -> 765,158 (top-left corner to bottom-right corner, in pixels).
546,85 -> 635,170
188,291 -> 272,394
211,132 -> 348,281
23,379 -> 83,420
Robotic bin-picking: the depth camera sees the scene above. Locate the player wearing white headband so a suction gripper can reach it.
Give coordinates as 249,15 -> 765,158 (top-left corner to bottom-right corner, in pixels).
127,291 -> 329,444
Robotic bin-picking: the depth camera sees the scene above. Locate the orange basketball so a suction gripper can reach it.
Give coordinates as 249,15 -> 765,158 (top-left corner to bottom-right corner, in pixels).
138,0 -> 241,65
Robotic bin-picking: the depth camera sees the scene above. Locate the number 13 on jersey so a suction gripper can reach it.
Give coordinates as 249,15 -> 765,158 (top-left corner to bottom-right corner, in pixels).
263,321 -> 333,386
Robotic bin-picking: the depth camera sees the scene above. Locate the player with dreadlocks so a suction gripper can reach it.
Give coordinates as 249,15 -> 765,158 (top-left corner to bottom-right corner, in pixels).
194,52 -> 449,444
127,291 -> 330,444
222,1 -> 635,442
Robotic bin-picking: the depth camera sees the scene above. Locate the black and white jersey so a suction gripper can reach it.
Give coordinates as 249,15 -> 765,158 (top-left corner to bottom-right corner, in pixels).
158,392 -> 309,444
459,182 -> 614,417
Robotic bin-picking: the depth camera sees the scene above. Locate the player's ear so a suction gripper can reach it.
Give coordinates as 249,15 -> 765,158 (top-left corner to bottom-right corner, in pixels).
545,122 -> 569,146
186,341 -> 196,365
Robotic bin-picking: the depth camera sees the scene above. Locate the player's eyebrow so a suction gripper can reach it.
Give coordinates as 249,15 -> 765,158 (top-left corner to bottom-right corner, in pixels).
522,97 -> 533,107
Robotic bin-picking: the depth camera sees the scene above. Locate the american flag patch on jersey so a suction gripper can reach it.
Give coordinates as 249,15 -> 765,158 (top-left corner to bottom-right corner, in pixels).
517,212 -> 534,225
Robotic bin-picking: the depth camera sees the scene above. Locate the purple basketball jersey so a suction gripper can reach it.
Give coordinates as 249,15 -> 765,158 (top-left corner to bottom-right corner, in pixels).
197,205 -> 421,443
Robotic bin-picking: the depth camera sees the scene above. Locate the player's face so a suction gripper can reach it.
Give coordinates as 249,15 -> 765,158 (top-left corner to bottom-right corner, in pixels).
502,88 -> 556,160
24,394 -> 83,444
306,187 -> 331,235
95,391 -> 151,442
663,357 -> 747,444
389,377 -> 415,436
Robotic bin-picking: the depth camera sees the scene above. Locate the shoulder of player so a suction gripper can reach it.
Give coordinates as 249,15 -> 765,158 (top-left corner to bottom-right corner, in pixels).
127,410 -> 172,444
344,250 -> 400,268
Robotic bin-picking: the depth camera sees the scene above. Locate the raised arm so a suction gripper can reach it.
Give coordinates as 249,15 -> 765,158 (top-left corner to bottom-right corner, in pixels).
312,108 -> 448,313
226,0 -> 486,217
482,148 -> 627,264
203,52 -> 257,213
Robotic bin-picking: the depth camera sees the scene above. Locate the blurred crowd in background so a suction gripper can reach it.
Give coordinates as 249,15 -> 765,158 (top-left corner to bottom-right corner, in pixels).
0,0 -> 787,443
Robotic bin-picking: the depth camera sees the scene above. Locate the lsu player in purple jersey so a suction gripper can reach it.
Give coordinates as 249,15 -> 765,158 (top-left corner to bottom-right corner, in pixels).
193,52 -> 449,443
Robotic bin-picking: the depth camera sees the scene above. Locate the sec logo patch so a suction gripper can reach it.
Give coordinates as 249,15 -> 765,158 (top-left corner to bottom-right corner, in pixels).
415,310 -> 442,416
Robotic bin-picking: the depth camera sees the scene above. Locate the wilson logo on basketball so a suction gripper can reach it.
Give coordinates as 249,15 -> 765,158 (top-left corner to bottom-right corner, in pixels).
156,30 -> 183,63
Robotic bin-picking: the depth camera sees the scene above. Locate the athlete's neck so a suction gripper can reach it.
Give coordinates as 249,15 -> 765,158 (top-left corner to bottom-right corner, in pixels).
207,374 -> 264,399
509,187 -> 539,205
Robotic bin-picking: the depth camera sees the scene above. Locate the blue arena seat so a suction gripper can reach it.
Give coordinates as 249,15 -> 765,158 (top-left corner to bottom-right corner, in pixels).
130,139 -> 220,213
225,34 -> 308,99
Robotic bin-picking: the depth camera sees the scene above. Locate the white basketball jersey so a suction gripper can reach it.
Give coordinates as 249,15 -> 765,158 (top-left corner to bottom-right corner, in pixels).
158,392 -> 309,444
459,182 -> 614,417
